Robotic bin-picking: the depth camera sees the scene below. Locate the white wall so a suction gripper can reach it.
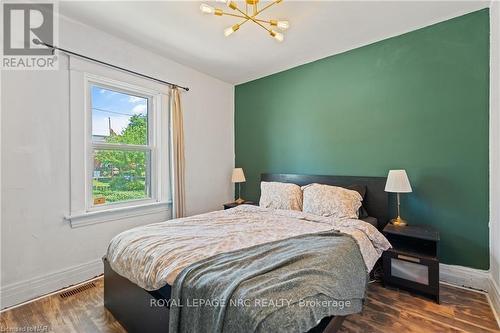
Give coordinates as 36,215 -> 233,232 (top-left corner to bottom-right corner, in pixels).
0,15 -> 234,308
490,0 -> 500,306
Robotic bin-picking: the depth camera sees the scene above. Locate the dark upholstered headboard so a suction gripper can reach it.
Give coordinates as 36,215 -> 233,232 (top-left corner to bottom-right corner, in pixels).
261,173 -> 388,229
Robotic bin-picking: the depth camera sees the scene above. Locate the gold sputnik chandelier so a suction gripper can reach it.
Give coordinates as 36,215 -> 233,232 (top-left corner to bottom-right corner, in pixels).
200,0 -> 289,42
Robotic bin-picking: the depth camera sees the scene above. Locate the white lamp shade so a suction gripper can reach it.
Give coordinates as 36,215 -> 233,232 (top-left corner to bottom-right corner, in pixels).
385,170 -> 412,193
231,168 -> 246,183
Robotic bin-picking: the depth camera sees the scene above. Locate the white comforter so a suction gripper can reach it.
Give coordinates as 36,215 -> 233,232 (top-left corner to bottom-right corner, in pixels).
106,205 -> 391,290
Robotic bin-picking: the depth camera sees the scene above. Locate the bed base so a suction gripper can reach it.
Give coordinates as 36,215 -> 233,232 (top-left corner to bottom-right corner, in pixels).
104,258 -> 345,333
104,258 -> 170,332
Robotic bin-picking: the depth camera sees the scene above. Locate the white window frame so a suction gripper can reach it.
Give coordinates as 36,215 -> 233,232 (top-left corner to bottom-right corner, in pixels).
67,56 -> 171,227
86,76 -> 158,211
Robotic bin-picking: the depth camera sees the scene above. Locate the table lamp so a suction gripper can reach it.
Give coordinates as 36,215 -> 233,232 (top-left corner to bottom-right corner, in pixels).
231,168 -> 246,204
385,169 -> 412,226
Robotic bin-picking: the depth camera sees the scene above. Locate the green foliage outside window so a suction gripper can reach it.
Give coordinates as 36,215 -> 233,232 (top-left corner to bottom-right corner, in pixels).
93,115 -> 150,204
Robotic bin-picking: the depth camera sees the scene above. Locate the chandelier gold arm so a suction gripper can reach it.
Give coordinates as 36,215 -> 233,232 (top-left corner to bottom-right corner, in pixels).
252,0 -> 283,18
233,6 -> 273,34
216,10 -> 273,25
249,16 -> 273,34
225,0 -> 282,23
239,18 -> 251,27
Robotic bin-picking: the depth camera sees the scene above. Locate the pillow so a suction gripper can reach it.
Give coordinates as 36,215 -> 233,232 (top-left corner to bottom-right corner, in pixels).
345,184 -> 369,219
301,183 -> 362,219
345,184 -> 366,200
259,181 -> 302,211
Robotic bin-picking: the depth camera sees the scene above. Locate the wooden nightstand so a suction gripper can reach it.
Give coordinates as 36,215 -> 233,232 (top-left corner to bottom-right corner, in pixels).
223,201 -> 257,210
382,223 -> 440,303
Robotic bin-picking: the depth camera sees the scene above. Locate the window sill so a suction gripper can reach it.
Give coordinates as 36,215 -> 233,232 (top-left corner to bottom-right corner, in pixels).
66,201 -> 171,228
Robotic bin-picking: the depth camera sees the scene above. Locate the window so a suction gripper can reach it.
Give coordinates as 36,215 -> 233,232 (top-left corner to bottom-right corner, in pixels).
67,57 -> 170,227
90,85 -> 152,207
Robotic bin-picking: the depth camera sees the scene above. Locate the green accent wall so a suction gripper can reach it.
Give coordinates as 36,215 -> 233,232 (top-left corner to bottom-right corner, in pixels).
235,9 -> 490,269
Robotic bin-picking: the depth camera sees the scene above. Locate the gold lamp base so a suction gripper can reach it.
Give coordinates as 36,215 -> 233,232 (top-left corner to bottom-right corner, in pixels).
390,216 -> 408,226
235,197 -> 245,204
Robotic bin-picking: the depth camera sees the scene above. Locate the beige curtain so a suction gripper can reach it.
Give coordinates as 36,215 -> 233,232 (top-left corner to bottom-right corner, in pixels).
171,88 -> 186,218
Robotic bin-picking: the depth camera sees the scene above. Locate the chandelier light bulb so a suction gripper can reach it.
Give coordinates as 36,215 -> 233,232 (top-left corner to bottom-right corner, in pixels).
215,0 -> 231,4
200,4 -> 215,14
224,24 -> 240,37
270,30 -> 284,42
277,20 -> 289,30
224,27 -> 234,37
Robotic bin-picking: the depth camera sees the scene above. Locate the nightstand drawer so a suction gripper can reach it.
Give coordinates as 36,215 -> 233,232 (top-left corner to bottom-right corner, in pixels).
391,256 -> 429,285
383,249 -> 439,302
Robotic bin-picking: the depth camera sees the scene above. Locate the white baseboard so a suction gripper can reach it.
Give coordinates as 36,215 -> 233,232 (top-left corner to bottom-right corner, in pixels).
439,263 -> 500,326
439,263 -> 490,291
487,277 -> 500,323
0,259 -> 103,310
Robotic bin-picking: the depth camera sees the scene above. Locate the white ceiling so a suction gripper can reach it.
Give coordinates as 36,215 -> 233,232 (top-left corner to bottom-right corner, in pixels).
60,1 -> 489,84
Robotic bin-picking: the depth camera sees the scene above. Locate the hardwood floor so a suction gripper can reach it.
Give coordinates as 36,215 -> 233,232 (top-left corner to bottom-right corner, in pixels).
341,283 -> 499,333
1,278 -> 498,333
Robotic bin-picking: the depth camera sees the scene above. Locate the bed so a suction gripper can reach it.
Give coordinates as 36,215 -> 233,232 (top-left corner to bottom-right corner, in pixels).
103,173 -> 390,333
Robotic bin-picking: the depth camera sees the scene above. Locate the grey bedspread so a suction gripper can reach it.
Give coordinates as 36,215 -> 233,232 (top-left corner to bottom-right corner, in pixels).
169,230 -> 367,333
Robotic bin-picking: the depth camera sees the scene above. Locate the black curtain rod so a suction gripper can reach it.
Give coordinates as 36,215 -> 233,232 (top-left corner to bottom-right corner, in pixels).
33,39 -> 190,92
